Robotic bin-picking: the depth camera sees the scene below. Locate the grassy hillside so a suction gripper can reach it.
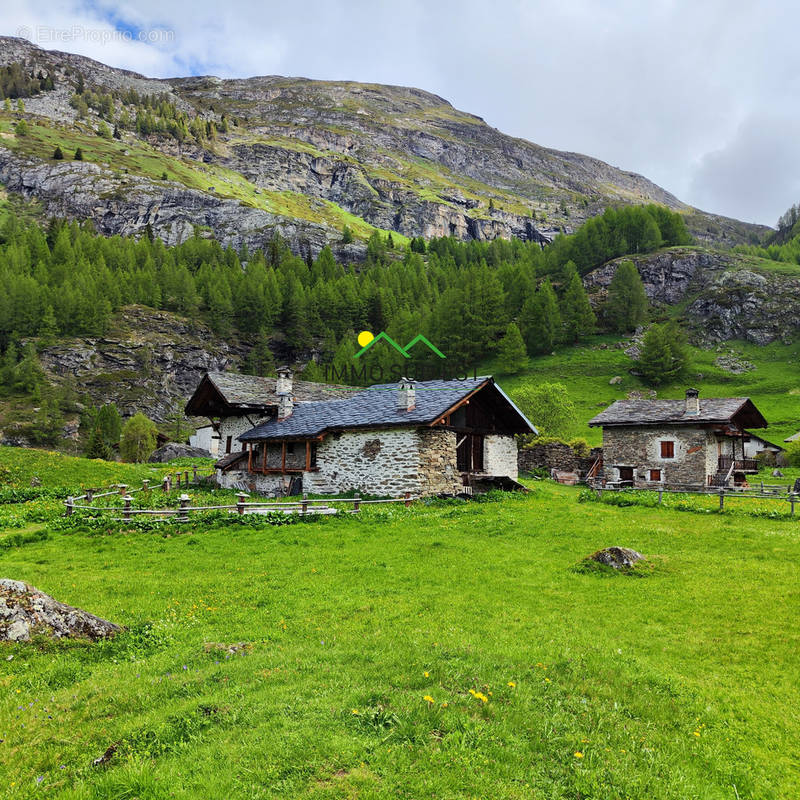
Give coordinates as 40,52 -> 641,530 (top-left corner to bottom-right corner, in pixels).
0,459 -> 798,798
496,336 -> 800,446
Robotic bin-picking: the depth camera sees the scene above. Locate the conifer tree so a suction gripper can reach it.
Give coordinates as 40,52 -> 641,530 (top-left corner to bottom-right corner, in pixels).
519,278 -> 561,354
636,322 -> 689,385
560,269 -> 596,342
604,260 -> 648,332
52,146 -> 64,160
496,321 -> 527,374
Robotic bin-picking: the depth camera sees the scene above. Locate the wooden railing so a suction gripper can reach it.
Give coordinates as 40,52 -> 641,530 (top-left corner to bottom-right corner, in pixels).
65,488 -> 416,522
718,456 -> 759,472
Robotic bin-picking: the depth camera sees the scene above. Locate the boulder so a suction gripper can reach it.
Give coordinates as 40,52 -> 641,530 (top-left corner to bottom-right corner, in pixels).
148,442 -> 210,462
772,469 -> 784,478
0,579 -> 122,642
587,547 -> 645,570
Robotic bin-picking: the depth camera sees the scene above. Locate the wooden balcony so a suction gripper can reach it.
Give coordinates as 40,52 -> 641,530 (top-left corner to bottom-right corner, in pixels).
718,456 -> 759,473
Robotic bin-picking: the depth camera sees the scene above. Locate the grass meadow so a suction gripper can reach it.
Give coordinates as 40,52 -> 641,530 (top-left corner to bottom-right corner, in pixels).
1,449 -> 799,799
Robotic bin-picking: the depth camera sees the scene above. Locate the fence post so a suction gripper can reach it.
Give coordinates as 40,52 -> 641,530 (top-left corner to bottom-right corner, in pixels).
142,479 -> 150,493
123,494 -> 132,521
301,493 -> 308,515
85,489 -> 94,504
176,473 -> 181,489
791,493 -> 797,517
658,489 -> 663,505
178,494 -> 190,522
353,493 -> 361,513
118,484 -> 127,497
404,491 -> 412,508
237,492 -> 247,515
184,470 -> 190,487
65,496 -> 74,516
719,488 -> 725,511
192,465 -> 198,482
162,475 -> 170,493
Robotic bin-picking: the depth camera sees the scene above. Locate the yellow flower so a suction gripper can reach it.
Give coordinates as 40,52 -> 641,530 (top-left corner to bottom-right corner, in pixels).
423,671 -> 429,677
507,681 -> 516,688
351,708 -> 359,715
693,731 -> 700,737
574,751 -> 584,758
423,695 -> 435,704
441,702 -> 448,708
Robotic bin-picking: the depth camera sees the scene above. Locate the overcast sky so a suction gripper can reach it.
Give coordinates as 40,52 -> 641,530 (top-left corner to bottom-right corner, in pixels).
5,0 -> 800,227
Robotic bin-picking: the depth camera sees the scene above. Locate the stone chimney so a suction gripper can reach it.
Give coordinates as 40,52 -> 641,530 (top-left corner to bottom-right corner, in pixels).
276,366 -> 293,396
685,387 -> 700,415
276,366 -> 294,419
397,378 -> 416,412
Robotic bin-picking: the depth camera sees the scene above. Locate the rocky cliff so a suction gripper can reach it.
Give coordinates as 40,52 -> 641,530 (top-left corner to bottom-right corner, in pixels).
584,248 -> 800,345
0,36 -> 768,255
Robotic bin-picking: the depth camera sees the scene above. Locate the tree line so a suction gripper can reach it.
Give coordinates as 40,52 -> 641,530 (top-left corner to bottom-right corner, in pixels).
0,203 -> 689,395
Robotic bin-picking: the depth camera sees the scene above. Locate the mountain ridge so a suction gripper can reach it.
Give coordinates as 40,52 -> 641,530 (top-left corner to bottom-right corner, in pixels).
0,35 -> 769,255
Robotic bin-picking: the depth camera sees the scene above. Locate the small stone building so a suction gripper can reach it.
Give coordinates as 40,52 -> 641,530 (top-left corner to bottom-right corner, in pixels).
193,371 -> 535,497
589,389 -> 769,488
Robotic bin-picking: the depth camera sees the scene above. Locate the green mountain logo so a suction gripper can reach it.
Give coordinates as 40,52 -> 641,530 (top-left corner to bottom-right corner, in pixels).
354,331 -> 446,359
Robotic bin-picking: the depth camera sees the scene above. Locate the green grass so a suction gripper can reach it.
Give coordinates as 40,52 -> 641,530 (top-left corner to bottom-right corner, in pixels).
1,453 -> 799,798
496,336 -> 800,446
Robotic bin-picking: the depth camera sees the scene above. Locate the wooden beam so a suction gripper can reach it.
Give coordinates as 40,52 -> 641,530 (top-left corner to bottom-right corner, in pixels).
428,382 -> 488,427
247,443 -> 252,472
281,442 -> 286,473
305,440 -> 311,471
262,441 -> 267,472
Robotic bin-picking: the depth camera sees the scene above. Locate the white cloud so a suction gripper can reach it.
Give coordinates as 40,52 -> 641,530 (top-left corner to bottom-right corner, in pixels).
3,0 -> 800,225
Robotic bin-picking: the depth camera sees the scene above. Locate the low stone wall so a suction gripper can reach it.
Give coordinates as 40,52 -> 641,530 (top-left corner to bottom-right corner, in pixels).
518,443 -> 602,476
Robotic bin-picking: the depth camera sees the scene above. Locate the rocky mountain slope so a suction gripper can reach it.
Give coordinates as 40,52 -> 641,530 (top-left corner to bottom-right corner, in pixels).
584,248 -> 800,345
0,36 -> 769,256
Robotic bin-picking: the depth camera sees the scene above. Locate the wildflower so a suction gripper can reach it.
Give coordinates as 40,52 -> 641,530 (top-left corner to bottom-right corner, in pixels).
423,695 -> 435,704
423,671 -> 429,677
507,681 -> 516,688
441,702 -> 448,708
351,708 -> 359,715
693,731 -> 700,737
574,752 -> 584,759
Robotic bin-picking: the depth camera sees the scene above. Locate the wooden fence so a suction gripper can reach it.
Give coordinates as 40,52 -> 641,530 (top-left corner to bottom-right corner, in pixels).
64,468 -> 417,522
587,479 -> 800,515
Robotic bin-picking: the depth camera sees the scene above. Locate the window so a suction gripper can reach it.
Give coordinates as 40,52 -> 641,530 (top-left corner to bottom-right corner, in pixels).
660,441 -> 675,459
225,435 -> 232,454
287,442 -> 295,455
649,469 -> 662,482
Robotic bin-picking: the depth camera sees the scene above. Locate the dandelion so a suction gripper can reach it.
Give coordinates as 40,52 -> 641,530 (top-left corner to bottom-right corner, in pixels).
693,731 -> 701,737
441,702 -> 448,708
423,671 -> 429,678
507,681 -> 516,688
351,708 -> 359,715
574,752 -> 584,759
423,695 -> 435,705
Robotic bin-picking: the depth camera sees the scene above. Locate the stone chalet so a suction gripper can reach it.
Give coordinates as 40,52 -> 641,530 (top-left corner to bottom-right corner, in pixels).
186,368 -> 535,497
589,389 -> 770,488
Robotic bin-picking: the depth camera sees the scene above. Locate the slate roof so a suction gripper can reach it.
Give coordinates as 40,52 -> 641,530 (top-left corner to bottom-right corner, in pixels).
239,377 -> 536,441
589,397 -> 767,428
185,372 -> 352,416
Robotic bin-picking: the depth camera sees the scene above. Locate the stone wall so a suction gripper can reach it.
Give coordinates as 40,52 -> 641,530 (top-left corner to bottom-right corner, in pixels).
216,468 -> 287,495
518,443 -> 602,475
601,426 -> 711,487
418,428 -> 464,495
303,428 -> 423,497
219,414 -> 270,455
484,434 -> 519,480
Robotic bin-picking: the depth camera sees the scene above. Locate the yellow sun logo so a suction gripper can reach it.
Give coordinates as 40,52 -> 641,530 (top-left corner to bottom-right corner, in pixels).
357,330 -> 374,348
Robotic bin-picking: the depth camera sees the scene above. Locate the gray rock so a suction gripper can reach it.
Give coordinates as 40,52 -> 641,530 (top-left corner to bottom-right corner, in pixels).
588,547 -> 645,570
0,578 -> 121,642
148,442 -> 210,462
772,469 -> 784,478
609,376 -> 622,385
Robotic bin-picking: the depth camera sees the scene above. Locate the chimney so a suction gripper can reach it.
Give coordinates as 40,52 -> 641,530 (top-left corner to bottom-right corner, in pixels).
685,387 -> 700,415
276,365 -> 293,396
397,378 -> 416,412
276,366 -> 294,419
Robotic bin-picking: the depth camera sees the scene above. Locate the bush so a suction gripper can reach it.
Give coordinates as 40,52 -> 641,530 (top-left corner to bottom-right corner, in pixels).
784,440 -> 800,467
120,413 -> 158,463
